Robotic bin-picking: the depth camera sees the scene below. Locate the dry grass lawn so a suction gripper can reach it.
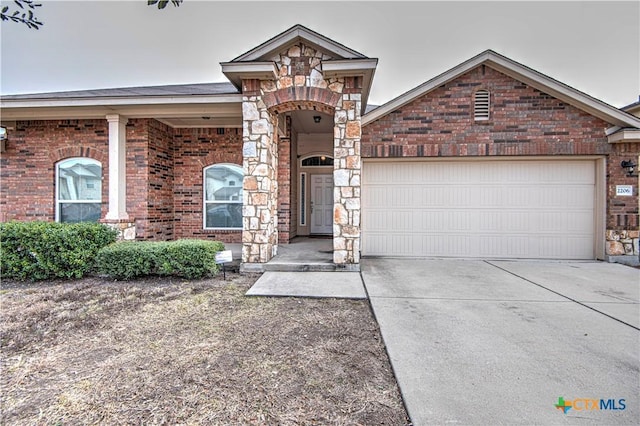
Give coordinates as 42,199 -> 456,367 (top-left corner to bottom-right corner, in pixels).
1,273 -> 409,425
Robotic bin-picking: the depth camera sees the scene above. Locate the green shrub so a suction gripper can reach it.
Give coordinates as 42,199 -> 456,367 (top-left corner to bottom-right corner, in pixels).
94,241 -> 157,280
0,221 -> 118,281
96,239 -> 225,280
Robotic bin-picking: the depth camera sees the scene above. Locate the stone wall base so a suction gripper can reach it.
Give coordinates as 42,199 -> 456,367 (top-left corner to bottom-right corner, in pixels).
605,255 -> 640,267
605,230 -> 639,256
100,219 -> 136,241
605,229 -> 639,266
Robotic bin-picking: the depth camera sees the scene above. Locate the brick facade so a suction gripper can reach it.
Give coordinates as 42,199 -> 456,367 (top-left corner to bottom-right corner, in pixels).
362,66 -> 639,256
2,38 -> 638,263
0,119 -> 244,244
362,67 -> 612,157
1,120 -> 109,222
173,127 -> 243,243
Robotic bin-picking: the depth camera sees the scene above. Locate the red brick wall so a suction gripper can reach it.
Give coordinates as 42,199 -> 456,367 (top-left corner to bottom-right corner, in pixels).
361,65 -> 638,231
0,120 -> 109,222
1,119 -> 245,243
146,119 -> 175,239
125,119 -> 151,237
277,134 -> 292,243
607,145 -> 640,230
172,127 -> 243,243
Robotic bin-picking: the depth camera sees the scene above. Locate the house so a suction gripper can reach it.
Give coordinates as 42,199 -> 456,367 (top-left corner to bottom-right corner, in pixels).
1,25 -> 639,269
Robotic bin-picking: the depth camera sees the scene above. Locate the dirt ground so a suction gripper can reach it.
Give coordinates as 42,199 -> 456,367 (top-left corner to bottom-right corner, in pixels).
0,273 -> 409,425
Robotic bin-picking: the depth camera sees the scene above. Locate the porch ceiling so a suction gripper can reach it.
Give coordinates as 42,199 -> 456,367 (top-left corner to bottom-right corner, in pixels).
289,110 -> 334,134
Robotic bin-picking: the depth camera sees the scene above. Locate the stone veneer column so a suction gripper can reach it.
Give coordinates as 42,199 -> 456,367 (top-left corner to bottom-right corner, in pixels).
333,89 -> 362,266
241,80 -> 279,264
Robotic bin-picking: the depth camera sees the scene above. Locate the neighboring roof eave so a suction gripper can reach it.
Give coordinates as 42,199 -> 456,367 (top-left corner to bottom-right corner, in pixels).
231,24 -> 367,62
363,50 -> 640,129
622,97 -> 640,111
607,128 -> 640,144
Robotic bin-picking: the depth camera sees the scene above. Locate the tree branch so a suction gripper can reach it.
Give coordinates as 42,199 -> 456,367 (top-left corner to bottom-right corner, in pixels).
0,1 -> 43,30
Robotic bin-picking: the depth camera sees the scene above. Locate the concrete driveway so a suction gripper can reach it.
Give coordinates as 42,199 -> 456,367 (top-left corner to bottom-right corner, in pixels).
362,259 -> 639,425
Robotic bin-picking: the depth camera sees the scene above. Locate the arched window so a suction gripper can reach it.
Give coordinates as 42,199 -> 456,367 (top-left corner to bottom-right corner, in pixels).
301,155 -> 334,166
204,163 -> 243,229
56,157 -> 102,223
474,90 -> 490,121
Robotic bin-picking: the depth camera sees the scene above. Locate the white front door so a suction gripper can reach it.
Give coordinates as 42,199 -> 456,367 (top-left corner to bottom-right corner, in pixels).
310,174 -> 333,234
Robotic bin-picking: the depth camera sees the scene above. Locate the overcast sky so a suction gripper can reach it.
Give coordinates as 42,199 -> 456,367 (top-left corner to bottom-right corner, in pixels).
1,1 -> 638,108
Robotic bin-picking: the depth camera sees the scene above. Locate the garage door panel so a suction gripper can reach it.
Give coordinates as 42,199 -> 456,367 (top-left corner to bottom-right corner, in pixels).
362,160 -> 595,259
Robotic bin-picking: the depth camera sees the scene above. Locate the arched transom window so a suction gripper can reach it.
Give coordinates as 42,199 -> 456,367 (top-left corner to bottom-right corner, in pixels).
204,163 -> 243,229
301,155 -> 334,166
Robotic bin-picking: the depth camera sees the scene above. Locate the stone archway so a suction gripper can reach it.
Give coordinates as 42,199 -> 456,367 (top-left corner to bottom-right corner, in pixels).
238,43 -> 363,270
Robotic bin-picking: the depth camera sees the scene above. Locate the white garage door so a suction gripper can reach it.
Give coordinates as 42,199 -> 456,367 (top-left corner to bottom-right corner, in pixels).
362,160 -> 595,259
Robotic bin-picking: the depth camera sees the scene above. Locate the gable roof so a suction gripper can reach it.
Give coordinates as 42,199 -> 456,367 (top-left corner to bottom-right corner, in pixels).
363,50 -> 640,129
231,24 -> 368,62
221,24 -> 377,114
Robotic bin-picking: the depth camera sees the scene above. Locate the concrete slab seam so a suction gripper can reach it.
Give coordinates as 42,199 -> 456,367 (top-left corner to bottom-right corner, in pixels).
359,270 -> 414,425
485,261 -> 640,331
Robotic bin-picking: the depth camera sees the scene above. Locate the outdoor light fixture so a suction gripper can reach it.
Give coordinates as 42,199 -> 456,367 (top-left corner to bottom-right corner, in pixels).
313,115 -> 321,123
621,160 -> 638,177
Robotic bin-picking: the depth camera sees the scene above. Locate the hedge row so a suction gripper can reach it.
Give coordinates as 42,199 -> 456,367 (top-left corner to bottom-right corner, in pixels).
0,221 -> 118,281
95,239 -> 225,280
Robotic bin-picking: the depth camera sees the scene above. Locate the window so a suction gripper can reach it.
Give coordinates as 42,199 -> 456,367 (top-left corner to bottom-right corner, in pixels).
301,155 -> 334,167
299,172 -> 307,226
474,90 -> 490,121
204,164 -> 243,229
56,158 -> 102,223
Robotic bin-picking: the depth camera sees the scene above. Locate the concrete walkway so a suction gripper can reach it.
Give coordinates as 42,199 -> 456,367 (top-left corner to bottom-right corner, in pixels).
363,259 -> 640,425
246,271 -> 366,299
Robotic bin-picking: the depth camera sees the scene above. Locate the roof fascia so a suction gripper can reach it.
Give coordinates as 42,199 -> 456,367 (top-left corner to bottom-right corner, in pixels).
232,25 -> 366,62
362,52 -> 488,126
0,93 -> 243,109
485,53 -> 640,128
363,50 -> 640,129
0,102 -> 242,121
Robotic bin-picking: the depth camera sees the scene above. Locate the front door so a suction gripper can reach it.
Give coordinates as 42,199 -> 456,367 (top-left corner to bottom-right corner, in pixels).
310,174 -> 333,234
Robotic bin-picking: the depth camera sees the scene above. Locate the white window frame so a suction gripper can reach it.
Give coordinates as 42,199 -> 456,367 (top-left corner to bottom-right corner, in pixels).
55,157 -> 102,223
203,163 -> 243,230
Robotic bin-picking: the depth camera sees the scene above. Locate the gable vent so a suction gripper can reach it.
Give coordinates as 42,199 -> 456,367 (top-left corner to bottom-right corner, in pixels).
474,90 -> 490,121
